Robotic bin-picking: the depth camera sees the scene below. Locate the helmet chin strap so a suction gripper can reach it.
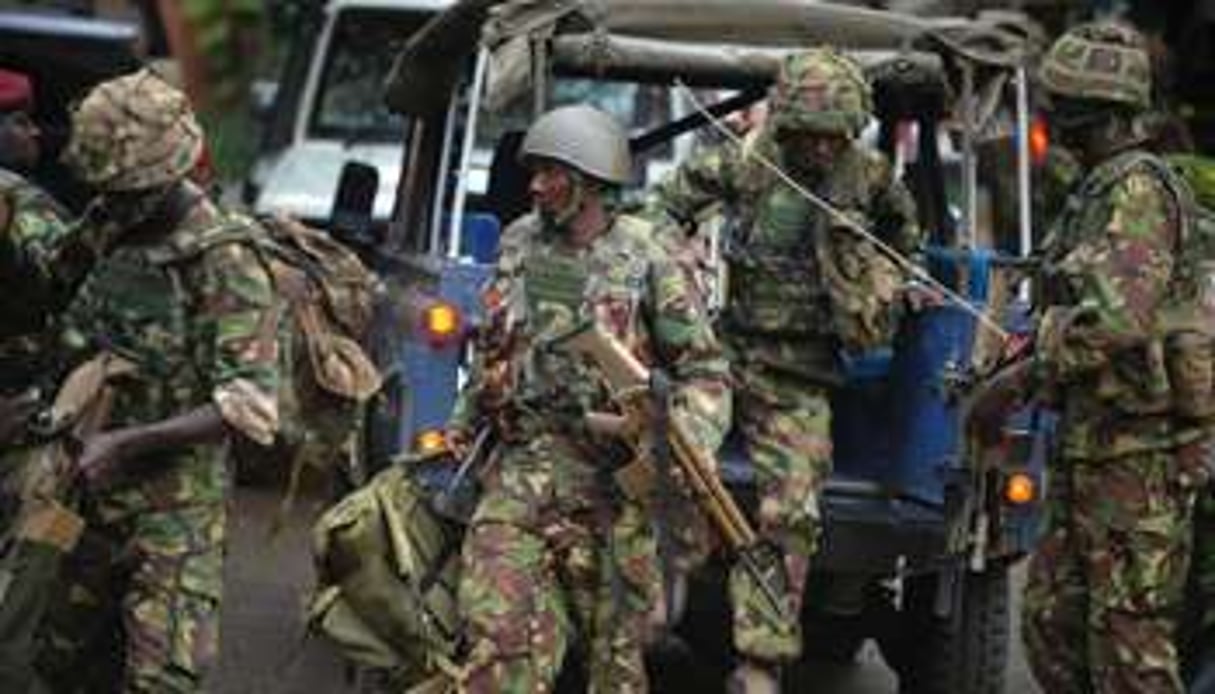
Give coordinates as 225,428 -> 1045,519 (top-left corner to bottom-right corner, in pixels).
777,142 -> 828,184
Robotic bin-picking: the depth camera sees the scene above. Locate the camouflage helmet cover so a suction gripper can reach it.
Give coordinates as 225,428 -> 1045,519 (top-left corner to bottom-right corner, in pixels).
519,104 -> 632,185
770,48 -> 873,137
63,68 -> 204,191
1038,20 -> 1151,110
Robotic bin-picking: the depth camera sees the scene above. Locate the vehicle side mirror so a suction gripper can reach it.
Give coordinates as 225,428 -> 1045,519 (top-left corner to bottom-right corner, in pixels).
329,160 -> 379,250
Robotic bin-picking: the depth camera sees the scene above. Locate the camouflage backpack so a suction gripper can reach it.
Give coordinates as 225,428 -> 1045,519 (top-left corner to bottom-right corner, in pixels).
306,464 -> 462,688
1041,150 -> 1214,421
147,213 -> 383,474
1161,154 -> 1215,421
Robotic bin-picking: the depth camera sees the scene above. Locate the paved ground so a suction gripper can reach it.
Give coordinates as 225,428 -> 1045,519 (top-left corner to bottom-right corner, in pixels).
209,487 -> 350,694
209,485 -> 1041,693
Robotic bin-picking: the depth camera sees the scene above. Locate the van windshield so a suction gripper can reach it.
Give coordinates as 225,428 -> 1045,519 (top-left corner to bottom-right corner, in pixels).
309,7 -> 431,142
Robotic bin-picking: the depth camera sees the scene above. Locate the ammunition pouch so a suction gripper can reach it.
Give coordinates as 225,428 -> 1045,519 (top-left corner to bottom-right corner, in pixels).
1091,339 -> 1172,416
1082,333 -> 1214,422
1166,330 -> 1214,421
307,465 -> 462,683
817,227 -> 902,355
724,221 -> 902,354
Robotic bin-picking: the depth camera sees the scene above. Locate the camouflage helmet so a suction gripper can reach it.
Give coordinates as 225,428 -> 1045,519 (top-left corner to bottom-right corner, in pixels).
519,104 -> 632,185
1038,21 -> 1151,110
770,48 -> 873,138
63,68 -> 204,192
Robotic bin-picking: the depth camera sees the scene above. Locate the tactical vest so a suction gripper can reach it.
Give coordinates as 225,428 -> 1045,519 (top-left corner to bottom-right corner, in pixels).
500,215 -> 651,429
724,185 -> 832,339
724,164 -> 901,355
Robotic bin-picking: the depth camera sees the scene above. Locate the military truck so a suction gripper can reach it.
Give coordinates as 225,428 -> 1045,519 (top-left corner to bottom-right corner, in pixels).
355,1 -> 1049,691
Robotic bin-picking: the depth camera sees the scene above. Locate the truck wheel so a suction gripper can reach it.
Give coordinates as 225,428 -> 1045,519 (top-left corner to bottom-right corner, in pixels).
882,563 -> 1011,694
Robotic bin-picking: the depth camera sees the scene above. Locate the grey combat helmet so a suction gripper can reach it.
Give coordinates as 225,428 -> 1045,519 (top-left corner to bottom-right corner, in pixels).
519,104 -> 632,185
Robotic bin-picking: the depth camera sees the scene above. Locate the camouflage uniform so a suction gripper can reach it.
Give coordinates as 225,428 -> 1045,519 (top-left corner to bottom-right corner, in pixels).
452,105 -> 730,693
0,169 -> 80,394
1175,152 -> 1215,687
32,69 -> 282,694
1022,22 -> 1213,694
648,49 -> 919,666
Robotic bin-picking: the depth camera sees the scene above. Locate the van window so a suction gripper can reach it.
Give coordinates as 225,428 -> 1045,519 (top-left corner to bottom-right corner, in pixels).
309,8 -> 431,142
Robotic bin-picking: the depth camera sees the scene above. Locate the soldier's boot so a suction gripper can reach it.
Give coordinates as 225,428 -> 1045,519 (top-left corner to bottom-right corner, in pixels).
726,660 -> 781,694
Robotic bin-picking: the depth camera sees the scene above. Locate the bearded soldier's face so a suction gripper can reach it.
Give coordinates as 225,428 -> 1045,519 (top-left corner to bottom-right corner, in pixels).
778,129 -> 848,176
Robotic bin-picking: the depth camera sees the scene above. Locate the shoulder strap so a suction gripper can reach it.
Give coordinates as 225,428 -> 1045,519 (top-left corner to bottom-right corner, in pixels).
1081,150 -> 1195,255
142,216 -> 262,266
1128,151 -> 1197,259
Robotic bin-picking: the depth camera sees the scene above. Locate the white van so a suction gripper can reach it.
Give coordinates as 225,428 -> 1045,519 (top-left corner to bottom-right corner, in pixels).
246,0 -> 451,226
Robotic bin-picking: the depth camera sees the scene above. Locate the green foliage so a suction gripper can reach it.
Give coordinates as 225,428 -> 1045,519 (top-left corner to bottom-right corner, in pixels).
183,0 -> 264,106
181,0 -> 269,180
199,107 -> 257,185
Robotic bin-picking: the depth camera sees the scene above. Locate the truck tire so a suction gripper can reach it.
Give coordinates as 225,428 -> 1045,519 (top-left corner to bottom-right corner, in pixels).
882,563 -> 1011,694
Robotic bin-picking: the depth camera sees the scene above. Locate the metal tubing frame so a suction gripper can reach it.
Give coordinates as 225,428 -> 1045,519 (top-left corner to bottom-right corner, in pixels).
447,46 -> 491,260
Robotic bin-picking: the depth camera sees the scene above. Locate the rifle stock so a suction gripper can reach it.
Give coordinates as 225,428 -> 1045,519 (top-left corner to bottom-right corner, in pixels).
557,324 -> 788,618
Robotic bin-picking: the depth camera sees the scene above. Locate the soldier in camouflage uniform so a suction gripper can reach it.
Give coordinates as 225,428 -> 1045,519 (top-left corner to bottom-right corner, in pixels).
31,69 -> 283,693
1021,21 -> 1213,693
0,67 -> 95,694
449,104 -> 730,693
648,48 -> 919,692
0,68 -> 107,415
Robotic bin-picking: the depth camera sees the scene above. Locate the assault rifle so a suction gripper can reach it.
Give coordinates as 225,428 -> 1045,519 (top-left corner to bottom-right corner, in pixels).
552,323 -> 789,621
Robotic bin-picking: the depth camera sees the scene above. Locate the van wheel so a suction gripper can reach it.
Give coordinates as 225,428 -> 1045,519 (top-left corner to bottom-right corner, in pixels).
880,563 -> 1010,694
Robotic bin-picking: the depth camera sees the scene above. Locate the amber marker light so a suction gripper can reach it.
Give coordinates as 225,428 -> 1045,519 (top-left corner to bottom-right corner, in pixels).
1030,116 -> 1050,166
415,429 -> 449,455
423,301 -> 461,344
1004,472 -> 1036,505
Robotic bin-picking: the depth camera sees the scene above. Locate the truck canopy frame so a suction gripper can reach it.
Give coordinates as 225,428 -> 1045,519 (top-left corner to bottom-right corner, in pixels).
385,0 -> 1031,118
